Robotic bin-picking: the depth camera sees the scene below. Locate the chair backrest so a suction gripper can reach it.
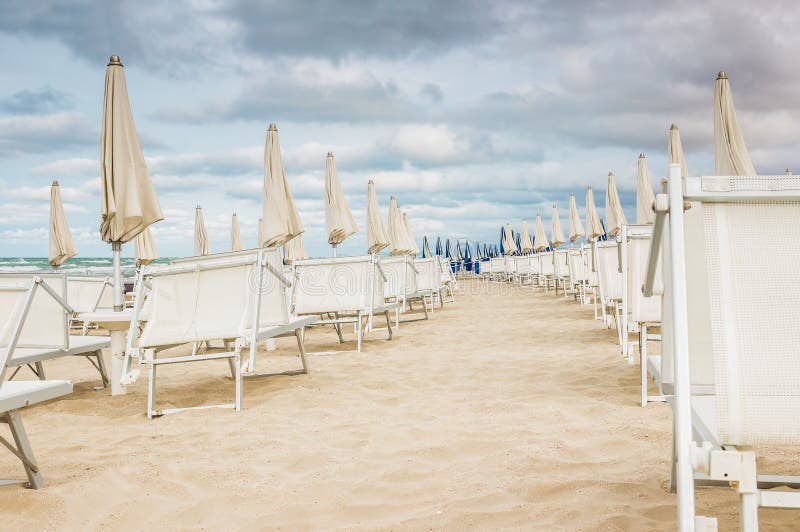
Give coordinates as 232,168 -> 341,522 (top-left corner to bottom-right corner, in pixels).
0,283 -> 35,380
567,249 -> 586,284
553,250 -> 569,278
414,257 -> 441,291
0,273 -> 69,350
595,241 -> 622,300
136,249 -> 288,348
292,255 -> 383,315
538,252 -> 554,276
669,174 -> 800,445
623,225 -> 661,324
514,256 -> 532,275
67,276 -> 113,314
381,255 -> 418,298
171,248 -> 260,266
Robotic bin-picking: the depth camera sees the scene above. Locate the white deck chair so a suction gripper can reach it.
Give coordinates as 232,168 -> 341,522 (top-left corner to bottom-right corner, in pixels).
512,256 -> 533,284
0,278 -> 73,489
124,248 -> 314,418
537,252 -> 556,292
594,241 -> 624,343
645,166 -> 800,530
291,255 -> 396,353
552,249 -> 570,295
0,273 -> 110,387
437,256 -> 457,301
381,255 -> 433,322
566,248 -> 587,302
620,225 -> 664,407
415,257 -> 444,309
66,276 -> 114,334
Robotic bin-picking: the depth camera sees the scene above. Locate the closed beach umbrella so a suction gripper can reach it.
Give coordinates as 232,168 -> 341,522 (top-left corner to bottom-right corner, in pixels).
100,54 -> 163,310
422,236 -> 433,258
520,220 -> 534,254
534,213 -> 549,252
483,243 -> 489,258
402,212 -> 419,255
713,71 -> 756,176
435,237 -> 443,256
475,242 -> 484,260
284,234 -> 308,263
194,205 -> 209,256
366,179 -> 390,254
456,241 -> 463,261
446,239 -> 455,259
585,186 -> 604,241
636,154 -> 656,224
604,172 -> 627,238
668,124 -> 689,177
388,196 -> 410,256
261,123 -> 304,247
231,213 -> 243,252
324,152 -> 358,252
568,193 -> 585,243
134,226 -> 158,266
49,180 -> 77,267
551,204 -> 565,249
503,223 -> 517,255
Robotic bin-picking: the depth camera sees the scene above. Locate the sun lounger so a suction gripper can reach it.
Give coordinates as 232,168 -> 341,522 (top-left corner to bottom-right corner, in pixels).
66,276 -> 114,333
0,273 -> 111,387
291,255 -> 395,353
593,241 -> 623,341
125,248 -> 314,418
1,278 -> 73,489
645,166 -> 800,530
437,256 -> 457,301
381,255 -> 434,322
415,257 -> 445,309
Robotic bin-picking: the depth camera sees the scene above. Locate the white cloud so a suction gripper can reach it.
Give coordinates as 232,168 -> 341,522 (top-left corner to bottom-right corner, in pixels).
391,124 -> 471,163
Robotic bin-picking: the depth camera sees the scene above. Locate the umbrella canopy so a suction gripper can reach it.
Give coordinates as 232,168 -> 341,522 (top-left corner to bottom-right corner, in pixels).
231,213 -> 243,252
713,71 -> 756,176
519,220 -> 534,254
483,243 -> 489,258
585,186 -> 604,241
475,242 -> 484,260
134,226 -> 158,266
324,152 -> 358,245
49,181 -> 77,267
533,213 -> 549,252
502,223 -> 517,255
604,172 -> 627,238
446,239 -> 455,259
568,193 -> 585,243
366,179 -> 390,254
422,236 -> 433,258
194,205 -> 209,256
494,244 -> 500,257
100,55 -> 164,244
284,234 -> 308,263
402,212 -> 419,255
668,124 -> 689,178
455,241 -> 463,261
387,197 -> 411,255
551,204 -> 565,248
464,241 -> 472,260
636,154 -> 656,224
435,237 -> 443,255
261,123 -> 304,247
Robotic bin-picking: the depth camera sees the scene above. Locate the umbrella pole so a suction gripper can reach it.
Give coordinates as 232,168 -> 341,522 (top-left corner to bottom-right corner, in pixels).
332,243 -> 338,257
112,242 -> 123,311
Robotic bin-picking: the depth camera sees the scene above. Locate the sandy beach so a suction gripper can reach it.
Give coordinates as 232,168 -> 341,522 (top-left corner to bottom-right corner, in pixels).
1,279 -> 796,530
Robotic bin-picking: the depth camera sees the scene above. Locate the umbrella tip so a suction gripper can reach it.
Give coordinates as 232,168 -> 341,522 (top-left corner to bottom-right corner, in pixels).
716,70 -> 727,80
52,180 -> 59,186
268,122 -> 277,131
108,55 -> 122,66
368,178 -> 373,184
639,152 -> 645,158
787,168 -> 792,175
327,151 -> 334,158
608,171 -> 614,177
670,123 -> 678,130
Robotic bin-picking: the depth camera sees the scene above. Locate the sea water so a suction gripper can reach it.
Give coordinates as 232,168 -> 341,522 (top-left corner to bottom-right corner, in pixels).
0,257 -> 172,276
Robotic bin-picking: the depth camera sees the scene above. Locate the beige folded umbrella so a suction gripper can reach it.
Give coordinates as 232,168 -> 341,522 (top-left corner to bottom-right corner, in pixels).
533,213 -> 549,252
568,193 -> 585,243
605,172 -> 627,238
387,196 -> 409,256
194,205 -> 209,256
585,186 -> 604,241
284,234 -> 308,263
520,220 -> 534,254
503,223 -> 517,255
668,124 -> 689,177
100,55 -> 164,310
366,180 -> 390,254
261,123 -> 304,247
636,154 -> 656,224
230,213 -> 243,252
714,71 -> 756,176
49,180 -> 77,267
324,152 -> 358,254
550,204 -> 565,249
403,212 -> 419,256
134,226 -> 158,266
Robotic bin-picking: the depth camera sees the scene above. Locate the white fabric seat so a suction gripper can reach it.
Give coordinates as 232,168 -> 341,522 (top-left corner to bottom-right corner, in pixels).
594,241 -> 623,341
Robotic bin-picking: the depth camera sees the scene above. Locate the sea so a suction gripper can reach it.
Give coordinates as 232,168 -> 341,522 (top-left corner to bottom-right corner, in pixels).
0,257 -> 173,277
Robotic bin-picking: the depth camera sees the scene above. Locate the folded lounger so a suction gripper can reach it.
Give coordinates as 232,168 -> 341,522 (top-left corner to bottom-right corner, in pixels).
593,240 -> 624,344
0,273 -> 110,387
291,254 -> 395,353
381,255 -> 433,322
414,257 -> 445,310
645,166 -> 800,530
124,248 -> 314,418
0,277 -> 73,489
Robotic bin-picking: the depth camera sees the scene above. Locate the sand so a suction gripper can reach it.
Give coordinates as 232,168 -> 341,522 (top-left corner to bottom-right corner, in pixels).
2,279 -> 797,530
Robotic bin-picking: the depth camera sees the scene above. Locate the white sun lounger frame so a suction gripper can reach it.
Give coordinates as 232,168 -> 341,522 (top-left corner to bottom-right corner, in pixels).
0,278 -> 73,488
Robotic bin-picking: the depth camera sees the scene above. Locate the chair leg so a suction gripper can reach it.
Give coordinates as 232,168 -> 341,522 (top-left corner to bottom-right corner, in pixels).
356,311 -> 363,353
147,363 -> 157,420
234,352 -> 242,412
422,297 -> 429,320
739,449 -> 759,531
95,350 -> 110,388
333,312 -> 345,343
295,328 -> 309,374
384,311 -> 393,340
3,410 -> 44,489
640,323 -> 648,408
34,362 -> 46,380
227,357 -> 237,379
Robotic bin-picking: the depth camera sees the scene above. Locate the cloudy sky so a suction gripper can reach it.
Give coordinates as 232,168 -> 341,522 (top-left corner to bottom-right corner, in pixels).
1,0 -> 798,258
